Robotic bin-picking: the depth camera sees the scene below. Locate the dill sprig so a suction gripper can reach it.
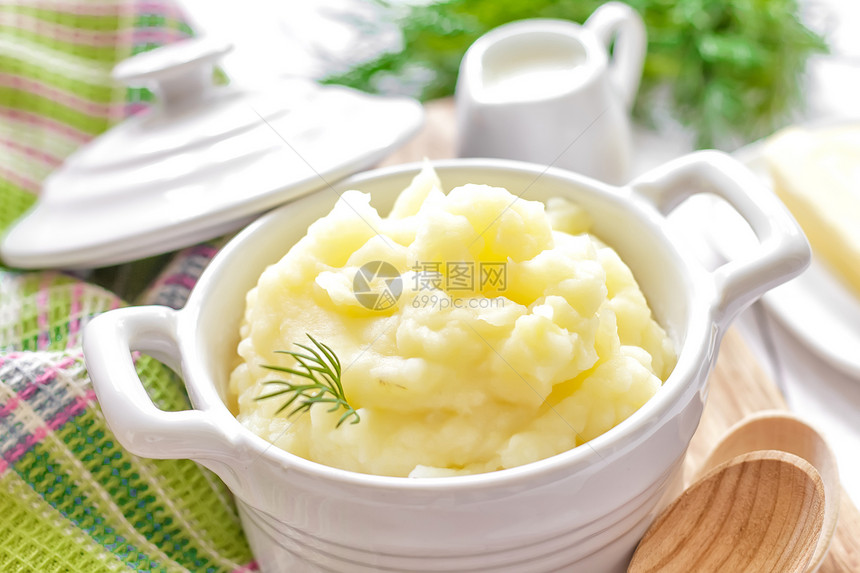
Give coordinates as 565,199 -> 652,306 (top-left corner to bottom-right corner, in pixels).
255,334 -> 360,428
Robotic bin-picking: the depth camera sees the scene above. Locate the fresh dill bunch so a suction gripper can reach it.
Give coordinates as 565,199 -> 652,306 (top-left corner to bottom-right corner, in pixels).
255,334 -> 360,428
322,0 -> 826,149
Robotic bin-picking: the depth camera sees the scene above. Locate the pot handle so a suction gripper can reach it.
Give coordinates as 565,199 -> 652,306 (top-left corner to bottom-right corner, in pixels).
631,150 -> 810,324
83,305 -> 235,462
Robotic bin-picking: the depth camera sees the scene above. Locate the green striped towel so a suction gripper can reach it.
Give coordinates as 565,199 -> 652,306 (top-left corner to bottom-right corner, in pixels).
0,1 -> 255,571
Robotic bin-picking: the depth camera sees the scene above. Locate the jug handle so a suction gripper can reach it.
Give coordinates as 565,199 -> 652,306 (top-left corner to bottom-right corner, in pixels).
585,2 -> 646,110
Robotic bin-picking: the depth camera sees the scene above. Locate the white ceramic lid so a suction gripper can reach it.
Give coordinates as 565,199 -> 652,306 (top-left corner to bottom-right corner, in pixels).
0,37 -> 424,269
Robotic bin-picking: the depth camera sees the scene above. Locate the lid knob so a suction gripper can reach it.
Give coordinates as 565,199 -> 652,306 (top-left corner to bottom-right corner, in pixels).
113,37 -> 233,110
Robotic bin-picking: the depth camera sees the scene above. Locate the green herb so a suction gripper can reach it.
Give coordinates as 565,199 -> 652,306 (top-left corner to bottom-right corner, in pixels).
322,0 -> 826,148
255,334 -> 360,427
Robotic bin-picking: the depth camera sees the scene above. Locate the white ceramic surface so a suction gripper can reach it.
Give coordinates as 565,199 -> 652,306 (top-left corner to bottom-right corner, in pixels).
700,133 -> 860,378
455,2 -> 646,185
83,153 -> 809,572
0,37 -> 424,270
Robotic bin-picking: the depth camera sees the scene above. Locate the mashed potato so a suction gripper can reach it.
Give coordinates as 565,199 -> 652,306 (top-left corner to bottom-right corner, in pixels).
229,165 -> 676,477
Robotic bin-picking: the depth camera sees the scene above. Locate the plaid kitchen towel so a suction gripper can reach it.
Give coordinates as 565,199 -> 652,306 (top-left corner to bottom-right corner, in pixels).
0,1 -> 255,571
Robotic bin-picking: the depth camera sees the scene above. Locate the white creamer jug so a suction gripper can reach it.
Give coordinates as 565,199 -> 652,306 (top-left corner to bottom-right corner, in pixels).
456,2 -> 646,184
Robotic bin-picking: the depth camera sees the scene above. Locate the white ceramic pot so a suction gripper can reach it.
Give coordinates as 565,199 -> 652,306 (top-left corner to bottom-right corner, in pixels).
84,152 -> 809,573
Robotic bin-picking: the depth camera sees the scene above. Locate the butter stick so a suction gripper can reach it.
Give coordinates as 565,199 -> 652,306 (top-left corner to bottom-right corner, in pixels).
764,125 -> 860,297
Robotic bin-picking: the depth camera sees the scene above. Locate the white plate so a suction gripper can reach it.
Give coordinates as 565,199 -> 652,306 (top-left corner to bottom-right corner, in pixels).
705,134 -> 860,378
0,80 -> 423,269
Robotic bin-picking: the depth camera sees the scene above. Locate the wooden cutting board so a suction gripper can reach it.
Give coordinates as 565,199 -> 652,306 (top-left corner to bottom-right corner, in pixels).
381,99 -> 860,571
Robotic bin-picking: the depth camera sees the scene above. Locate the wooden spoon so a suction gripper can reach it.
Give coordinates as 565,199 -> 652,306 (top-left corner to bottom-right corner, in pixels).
628,450 -> 825,573
696,410 -> 840,573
